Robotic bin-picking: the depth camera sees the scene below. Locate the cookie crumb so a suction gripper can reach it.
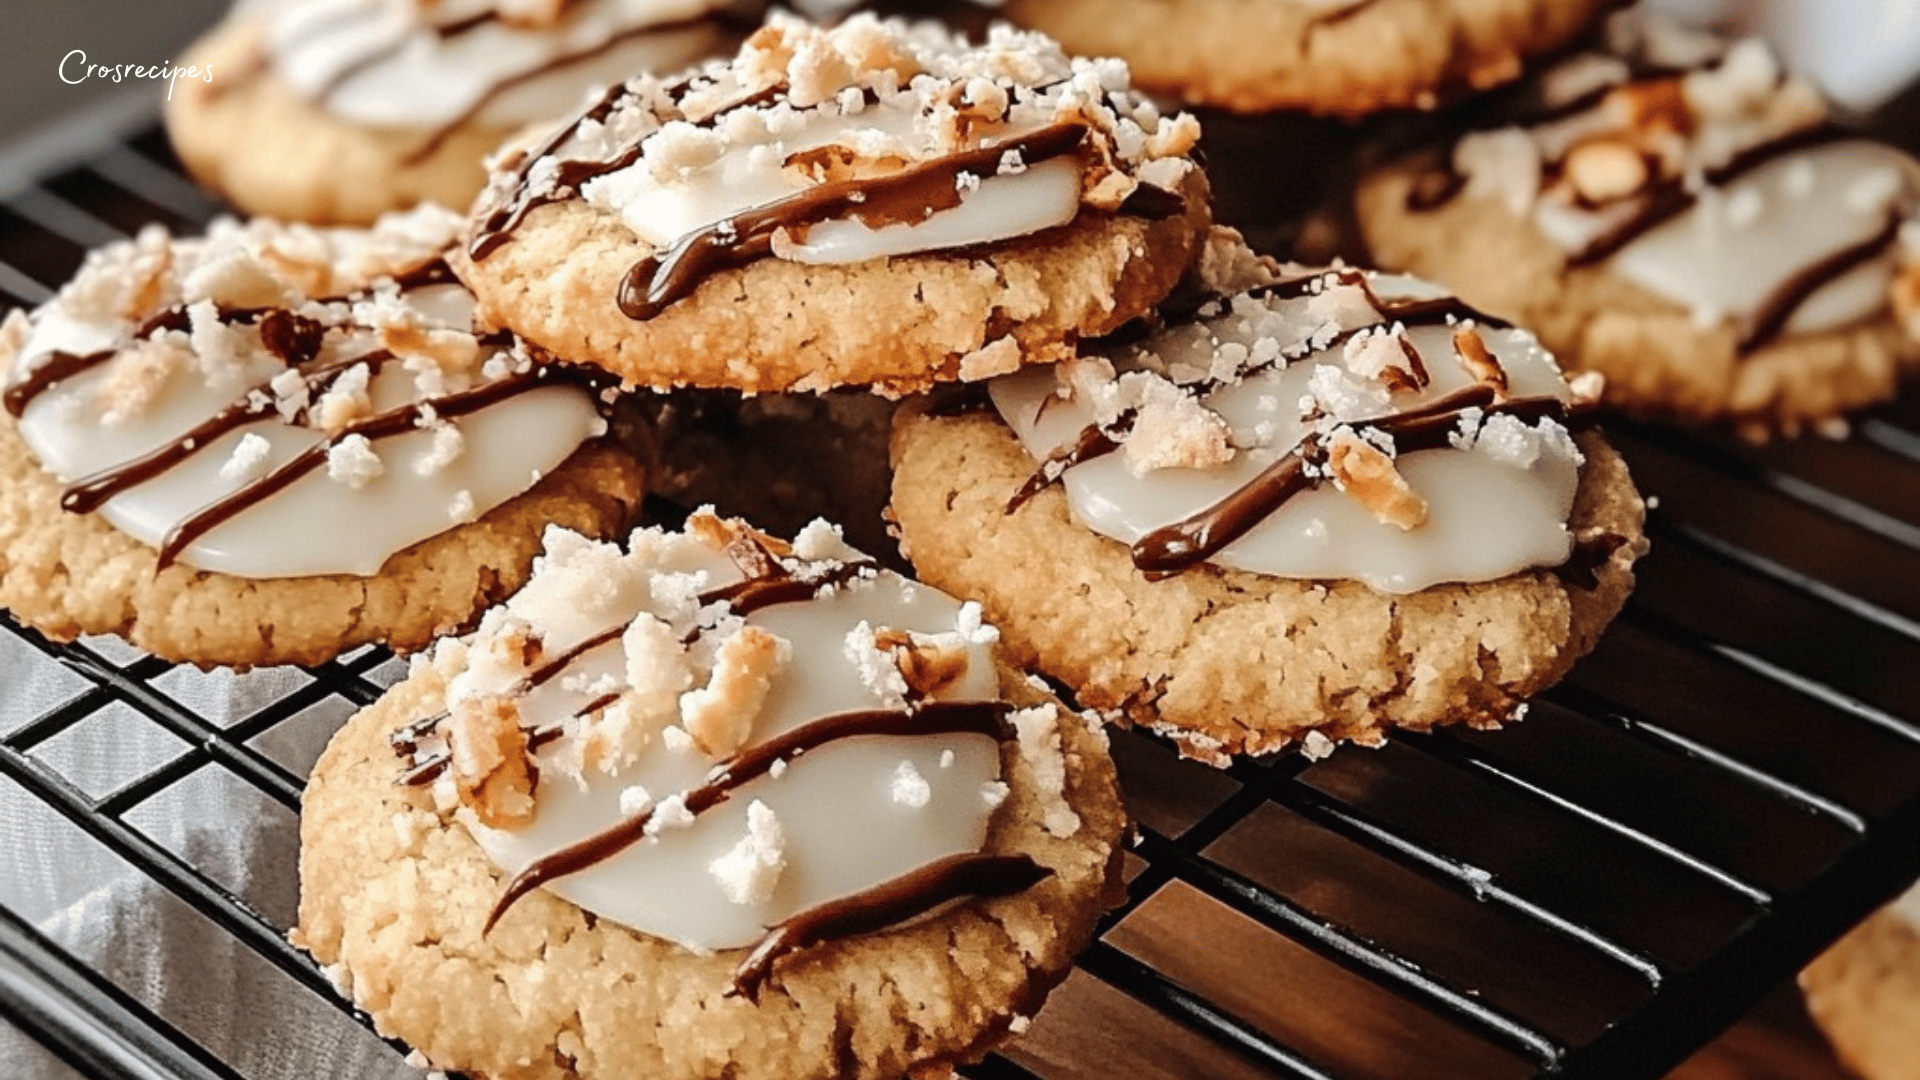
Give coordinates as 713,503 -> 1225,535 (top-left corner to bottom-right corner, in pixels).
707,801 -> 786,904
1013,705 -> 1080,838
218,431 -> 274,484
890,760 -> 933,809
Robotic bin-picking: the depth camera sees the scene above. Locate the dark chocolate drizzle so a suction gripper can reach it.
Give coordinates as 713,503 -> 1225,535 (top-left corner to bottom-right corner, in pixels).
392,552 -> 875,775
482,700 -> 1017,933
1006,416 -> 1127,515
1131,386 -> 1580,578
728,852 -> 1051,1002
614,121 -> 1091,321
466,75 -> 778,261
1566,126 -> 1853,267
1738,210 -> 1905,351
390,621 -> 631,760
5,252 -> 541,556
59,349 -> 395,515
154,367 -> 550,569
3,350 -> 114,419
1007,274 -> 1520,517
257,309 -> 329,367
698,559 -> 875,618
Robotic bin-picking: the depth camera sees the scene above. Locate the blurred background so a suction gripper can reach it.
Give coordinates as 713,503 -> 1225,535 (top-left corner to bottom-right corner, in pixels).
0,0 -> 229,142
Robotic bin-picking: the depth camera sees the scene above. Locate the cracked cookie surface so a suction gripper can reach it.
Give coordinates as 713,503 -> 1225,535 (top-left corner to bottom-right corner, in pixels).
889,403 -> 1643,762
295,658 -> 1125,1080
999,0 -> 1623,116
1801,900 -> 1920,1080
0,405 -> 642,668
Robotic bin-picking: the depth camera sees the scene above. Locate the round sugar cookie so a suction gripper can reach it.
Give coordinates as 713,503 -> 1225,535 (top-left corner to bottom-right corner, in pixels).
296,514 -> 1127,1080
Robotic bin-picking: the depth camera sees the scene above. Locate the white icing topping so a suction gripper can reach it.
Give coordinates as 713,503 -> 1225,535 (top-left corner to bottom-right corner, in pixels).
1448,12 -> 1920,336
5,208 -> 602,579
443,518 -> 1028,952
1609,141 -> 1920,336
489,13 -> 1199,273
990,270 -> 1587,594
266,0 -> 732,129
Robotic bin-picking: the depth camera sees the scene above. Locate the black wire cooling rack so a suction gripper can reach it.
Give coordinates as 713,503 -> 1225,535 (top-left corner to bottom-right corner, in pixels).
3,90 -> 1920,1080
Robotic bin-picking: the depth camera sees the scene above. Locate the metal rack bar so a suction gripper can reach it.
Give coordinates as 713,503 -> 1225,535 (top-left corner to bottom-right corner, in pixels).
0,905 -> 241,1080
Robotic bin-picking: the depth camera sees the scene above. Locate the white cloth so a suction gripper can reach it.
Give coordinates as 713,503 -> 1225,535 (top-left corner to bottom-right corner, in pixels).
0,633 -> 414,1079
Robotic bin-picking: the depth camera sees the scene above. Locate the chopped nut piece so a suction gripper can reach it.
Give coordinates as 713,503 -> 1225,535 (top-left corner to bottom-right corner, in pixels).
447,696 -> 537,829
1327,428 -> 1428,530
1604,76 -> 1695,137
680,626 -> 790,758
1451,327 -> 1509,395
873,628 -> 972,699
1564,137 -> 1651,204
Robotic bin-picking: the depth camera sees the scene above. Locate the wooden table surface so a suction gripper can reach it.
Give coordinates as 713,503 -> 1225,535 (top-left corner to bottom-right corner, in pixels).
1668,982 -> 1855,1080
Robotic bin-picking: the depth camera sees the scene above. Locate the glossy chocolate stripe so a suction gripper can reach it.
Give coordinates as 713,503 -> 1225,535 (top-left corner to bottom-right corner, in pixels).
483,700 -> 1016,932
468,77 -> 774,260
615,122 -> 1090,321
1007,416 -> 1126,514
1008,288 -> 1517,509
697,559 -> 876,617
404,689 -> 623,787
1132,386 -> 1575,577
60,349 -> 396,514
155,369 -> 548,569
1568,126 -> 1852,267
3,350 -> 115,418
389,621 -> 630,757
728,852 -> 1051,1001
1738,211 -> 1904,351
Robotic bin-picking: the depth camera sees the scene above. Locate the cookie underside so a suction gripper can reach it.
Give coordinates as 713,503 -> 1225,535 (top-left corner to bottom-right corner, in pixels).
889,404 -> 1644,761
1801,908 -> 1920,1080
1002,0 -> 1622,115
295,664 -> 1125,1080
456,170 -> 1212,396
1357,159 -> 1920,434
166,19 -> 511,226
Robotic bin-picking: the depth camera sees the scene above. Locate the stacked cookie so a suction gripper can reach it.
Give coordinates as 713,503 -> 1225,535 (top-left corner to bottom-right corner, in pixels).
1356,8 -> 1920,437
2,6 -> 1674,1079
0,205 -> 643,667
169,0 -> 753,223
995,0 -> 1626,116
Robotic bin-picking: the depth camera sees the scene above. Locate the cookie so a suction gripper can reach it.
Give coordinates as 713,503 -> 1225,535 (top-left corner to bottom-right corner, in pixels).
166,0 -> 741,225
890,252 -> 1645,763
295,513 -> 1127,1080
455,12 -> 1212,396
0,206 -> 643,668
997,0 -> 1624,116
1801,888 -> 1920,1080
1356,10 -> 1920,438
